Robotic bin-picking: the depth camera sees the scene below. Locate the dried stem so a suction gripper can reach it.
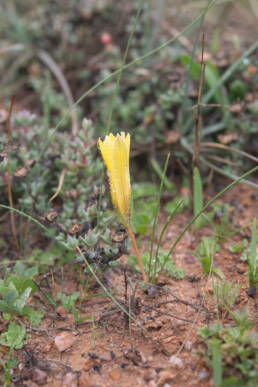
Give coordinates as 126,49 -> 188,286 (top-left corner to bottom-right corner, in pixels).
49,168 -> 66,202
200,142 -> 258,163
7,97 -> 19,249
127,223 -> 147,282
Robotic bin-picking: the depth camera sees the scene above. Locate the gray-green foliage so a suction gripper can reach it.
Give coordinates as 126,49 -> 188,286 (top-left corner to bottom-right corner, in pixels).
0,262 -> 44,326
198,312 -> 258,386
0,322 -> 27,350
213,279 -> 241,311
0,112 -> 117,267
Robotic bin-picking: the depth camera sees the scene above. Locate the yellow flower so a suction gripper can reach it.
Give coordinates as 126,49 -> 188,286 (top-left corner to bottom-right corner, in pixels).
98,132 -> 131,222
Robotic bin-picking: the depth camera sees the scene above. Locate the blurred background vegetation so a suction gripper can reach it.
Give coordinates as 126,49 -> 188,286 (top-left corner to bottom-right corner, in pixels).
1,1 -> 257,148
0,0 -> 257,250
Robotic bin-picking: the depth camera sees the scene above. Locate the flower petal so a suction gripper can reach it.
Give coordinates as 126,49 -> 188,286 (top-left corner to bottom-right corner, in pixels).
98,132 -> 131,221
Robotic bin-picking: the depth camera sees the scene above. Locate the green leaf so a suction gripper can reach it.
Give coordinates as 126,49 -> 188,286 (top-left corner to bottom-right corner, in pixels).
151,158 -> 175,192
219,377 -> 243,387
129,250 -> 185,280
180,54 -> 201,80
13,262 -> 26,277
5,290 -> 18,305
133,213 -> 152,235
193,167 -> 203,228
22,278 -> 38,294
132,182 -> 158,198
204,62 -> 223,104
0,300 -> 10,313
248,218 -> 257,287
230,79 -> 247,100
165,198 -> 184,214
229,239 -> 248,253
0,322 -> 26,349
28,308 -> 44,326
59,292 -> 79,312
211,338 -> 222,387
0,279 -> 5,293
165,260 -> 185,279
24,266 -> 38,278
44,290 -> 57,310
180,54 -> 224,104
13,287 -> 32,314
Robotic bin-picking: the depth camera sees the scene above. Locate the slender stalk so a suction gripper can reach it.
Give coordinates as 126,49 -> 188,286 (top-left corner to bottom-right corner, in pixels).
148,154 -> 170,280
7,97 -> 19,249
0,204 -> 52,236
181,0 -> 211,131
155,199 -> 184,265
127,223 -> 147,282
183,39 -> 258,136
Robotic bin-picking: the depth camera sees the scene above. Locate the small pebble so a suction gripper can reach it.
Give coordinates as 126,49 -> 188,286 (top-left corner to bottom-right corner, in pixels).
56,306 -> 67,318
41,341 -> 53,353
169,355 -> 183,369
143,369 -> 156,382
185,341 -> 193,351
198,370 -> 209,379
184,255 -> 196,264
32,368 -> 47,385
54,332 -> 76,352
63,372 -> 76,385
109,369 -> 121,381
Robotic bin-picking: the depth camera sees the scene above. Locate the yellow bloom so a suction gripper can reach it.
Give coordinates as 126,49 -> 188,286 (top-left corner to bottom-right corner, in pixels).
98,132 -> 131,222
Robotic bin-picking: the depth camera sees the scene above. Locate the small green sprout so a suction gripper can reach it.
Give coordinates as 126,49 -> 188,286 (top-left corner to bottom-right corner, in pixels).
193,236 -> 224,278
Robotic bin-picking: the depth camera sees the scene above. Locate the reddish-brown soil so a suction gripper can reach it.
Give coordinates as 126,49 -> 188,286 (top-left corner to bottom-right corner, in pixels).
2,183 -> 256,387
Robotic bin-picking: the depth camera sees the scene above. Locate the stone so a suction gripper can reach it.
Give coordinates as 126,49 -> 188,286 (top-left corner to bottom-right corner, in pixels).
54,332 -> 76,352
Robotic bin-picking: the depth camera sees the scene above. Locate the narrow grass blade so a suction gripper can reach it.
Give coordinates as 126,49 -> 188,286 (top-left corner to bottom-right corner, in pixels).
203,40 -> 258,104
248,217 -> 257,287
155,198 -> 184,265
151,158 -> 175,192
180,0 -> 212,131
0,205 -> 52,236
193,167 -> 203,228
148,154 -> 170,279
211,339 -> 222,387
105,1 -> 144,135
